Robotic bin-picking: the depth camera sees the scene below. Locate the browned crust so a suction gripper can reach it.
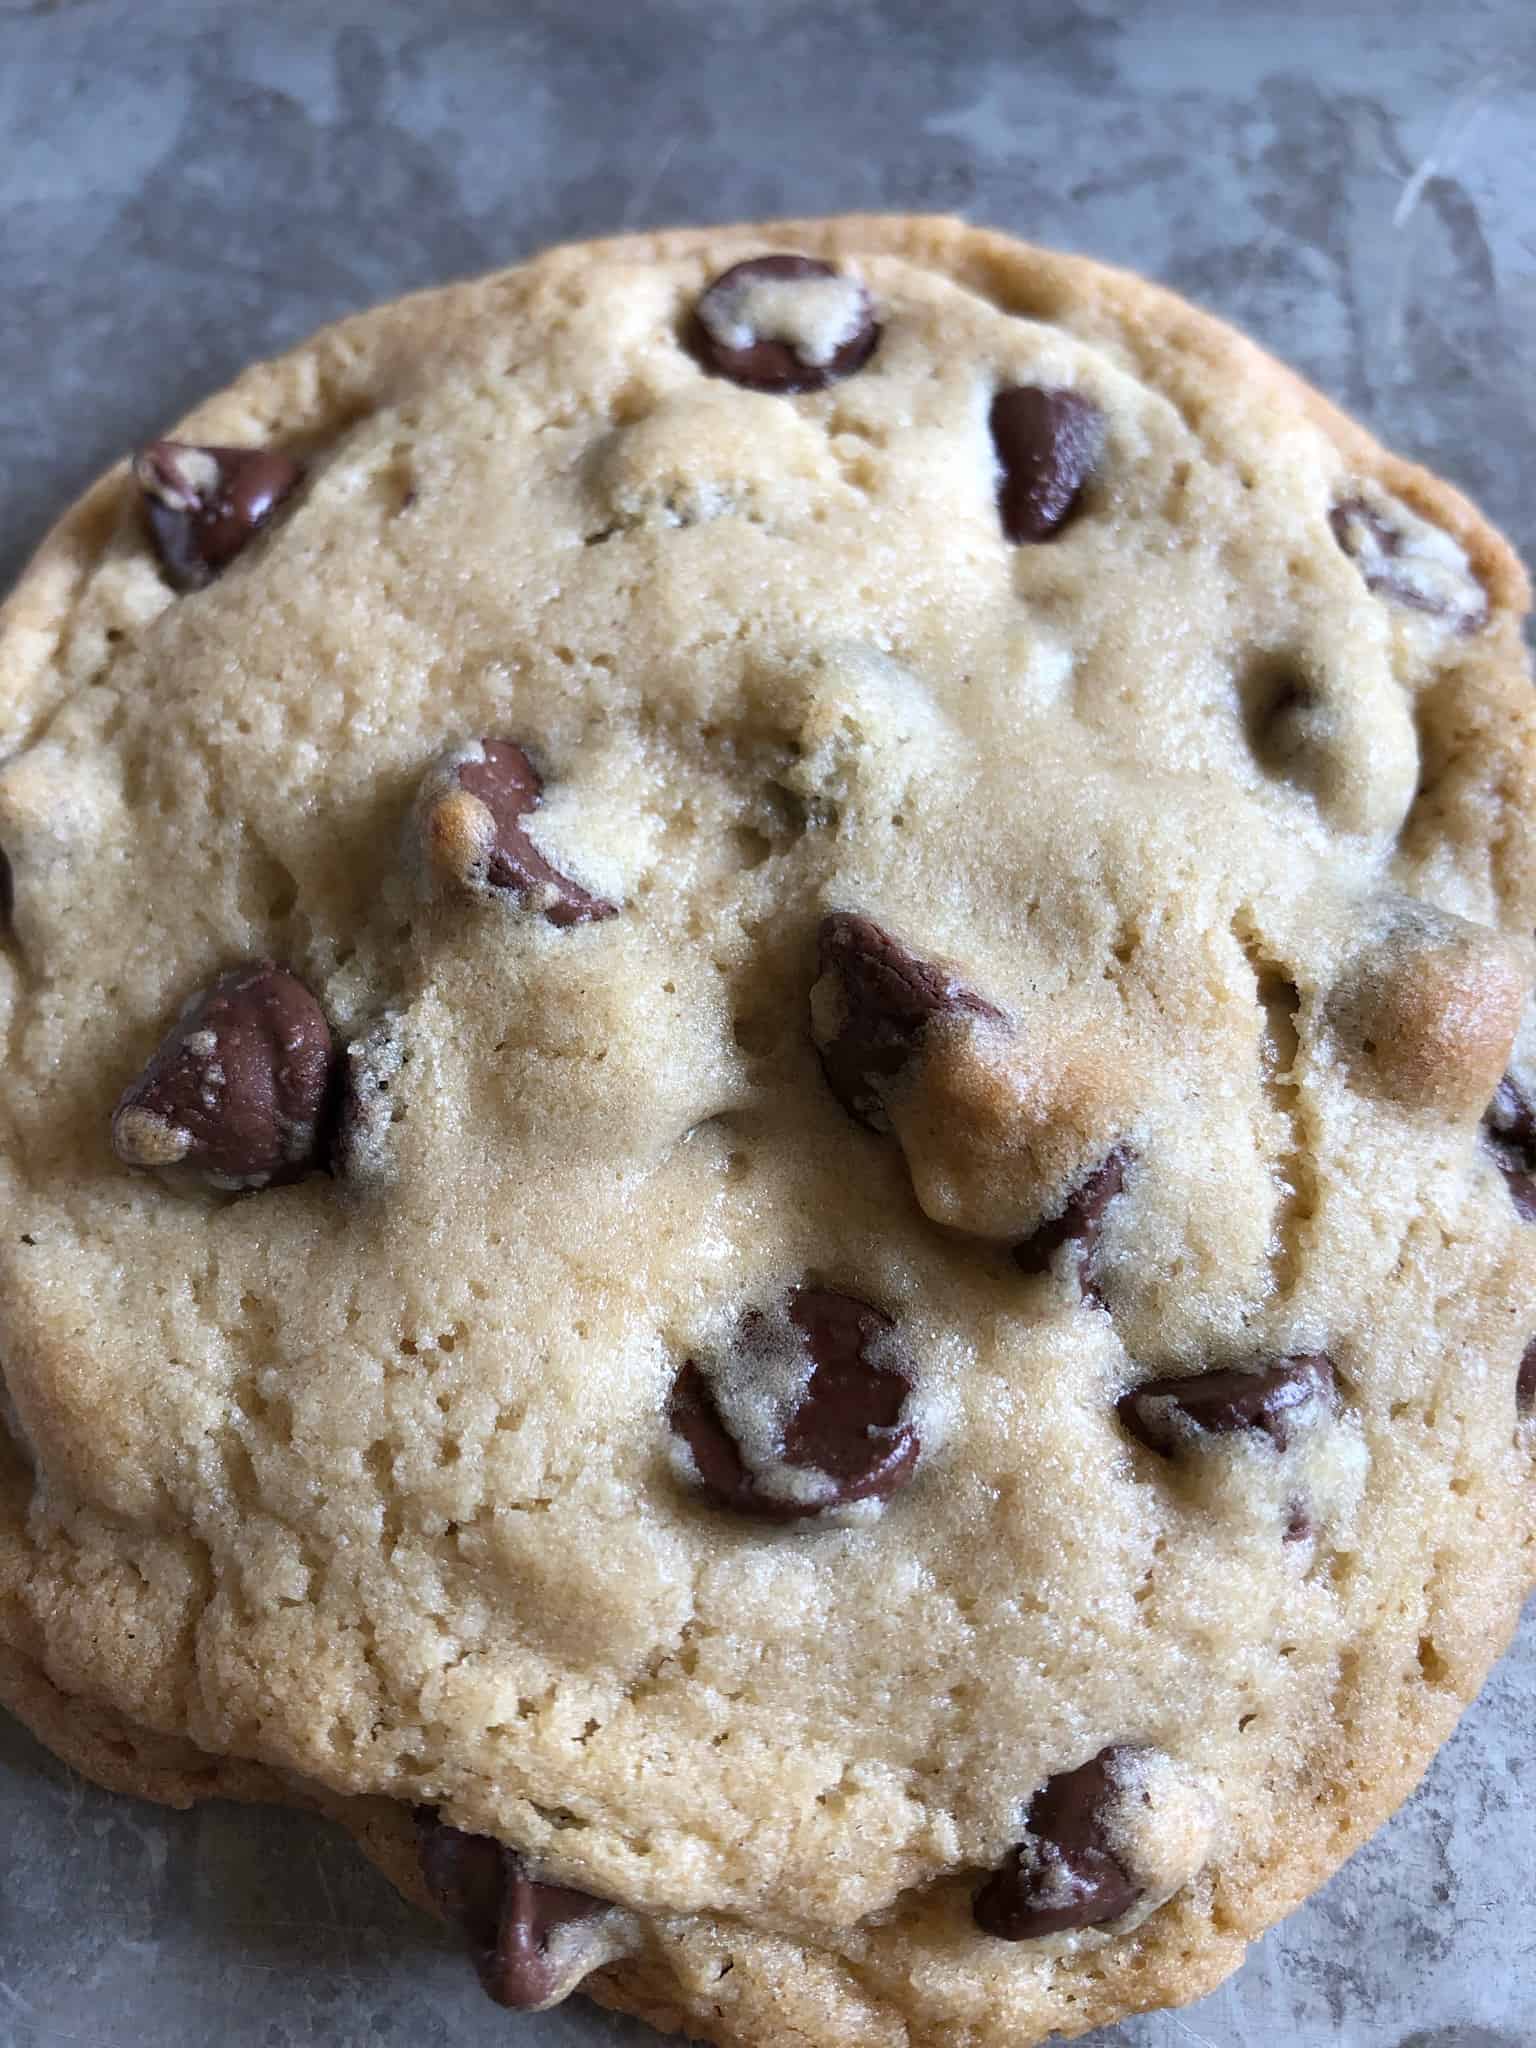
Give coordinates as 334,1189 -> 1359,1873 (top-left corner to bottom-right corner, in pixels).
0,214 -> 1532,2048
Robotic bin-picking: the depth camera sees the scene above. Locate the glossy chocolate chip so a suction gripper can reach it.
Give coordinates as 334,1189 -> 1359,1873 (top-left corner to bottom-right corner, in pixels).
989,387 -> 1104,543
1518,1339 -> 1536,1417
134,440 -> 303,592
973,1747 -> 1141,1940
691,255 -> 879,394
670,1287 -> 919,1520
1483,1073 -> 1536,1220
812,912 -> 1002,1133
1014,1147 -> 1129,1304
111,961 -> 335,1190
1118,1353 -> 1335,1455
415,1811 -> 607,2011
425,739 -> 616,927
1329,493 -> 1487,634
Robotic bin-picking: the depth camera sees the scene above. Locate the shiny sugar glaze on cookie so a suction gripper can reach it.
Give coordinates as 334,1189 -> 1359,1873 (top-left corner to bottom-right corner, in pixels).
0,219 -> 1533,2048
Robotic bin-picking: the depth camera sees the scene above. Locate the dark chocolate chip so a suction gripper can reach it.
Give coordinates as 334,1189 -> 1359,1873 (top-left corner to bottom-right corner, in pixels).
670,1286 -> 919,1520
1483,1073 -> 1536,1221
812,912 -> 1002,1133
691,255 -> 880,394
0,846 -> 11,929
1118,1353 -> 1335,1456
1014,1147 -> 1130,1304
989,387 -> 1104,543
1517,1338 -> 1536,1417
1329,495 -> 1487,634
428,739 -> 617,927
134,440 -> 303,592
973,1746 -> 1141,1940
415,1810 -> 607,2011
111,960 -> 335,1190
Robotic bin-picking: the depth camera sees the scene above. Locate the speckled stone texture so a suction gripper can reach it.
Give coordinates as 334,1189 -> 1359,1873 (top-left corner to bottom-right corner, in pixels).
0,3 -> 1532,2044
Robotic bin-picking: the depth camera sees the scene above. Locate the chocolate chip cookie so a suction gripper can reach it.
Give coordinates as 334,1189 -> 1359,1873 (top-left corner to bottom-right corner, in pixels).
0,214 -> 1532,2048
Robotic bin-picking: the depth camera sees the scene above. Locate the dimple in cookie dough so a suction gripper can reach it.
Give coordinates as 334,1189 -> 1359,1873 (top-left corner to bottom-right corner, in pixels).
0,216 -> 1533,2048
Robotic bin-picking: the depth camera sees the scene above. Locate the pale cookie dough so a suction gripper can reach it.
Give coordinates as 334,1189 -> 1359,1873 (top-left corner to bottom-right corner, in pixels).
0,214 -> 1533,2048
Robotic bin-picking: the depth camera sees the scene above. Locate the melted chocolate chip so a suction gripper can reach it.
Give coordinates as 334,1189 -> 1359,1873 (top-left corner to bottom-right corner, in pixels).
973,1747 -> 1141,1940
989,387 -> 1104,543
111,961 -> 335,1190
1329,494 -> 1487,634
1517,1339 -> 1536,1417
134,440 -> 303,592
670,1287 -> 919,1520
1119,1353 -> 1335,1455
1483,1074 -> 1536,1220
415,1810 -> 607,2011
429,739 -> 616,927
1014,1147 -> 1129,1303
812,912 -> 1002,1133
691,255 -> 880,393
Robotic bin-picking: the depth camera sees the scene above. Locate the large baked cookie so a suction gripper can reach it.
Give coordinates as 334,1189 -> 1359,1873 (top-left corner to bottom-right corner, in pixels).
0,215 -> 1532,2047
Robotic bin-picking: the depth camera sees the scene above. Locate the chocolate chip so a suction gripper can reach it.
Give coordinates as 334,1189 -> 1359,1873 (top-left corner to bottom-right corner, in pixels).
1329,492 -> 1487,634
134,440 -> 303,592
1518,1339 -> 1536,1417
1013,1147 -> 1130,1303
691,255 -> 880,394
415,1810 -> 608,2011
1118,1353 -> 1335,1455
1284,1500 -> 1314,1543
670,1286 -> 919,1520
111,960 -> 335,1190
989,387 -> 1104,543
973,1747 -> 1141,1940
811,912 -> 1002,1133
0,846 -> 11,929
1483,1074 -> 1536,1220
422,739 -> 616,927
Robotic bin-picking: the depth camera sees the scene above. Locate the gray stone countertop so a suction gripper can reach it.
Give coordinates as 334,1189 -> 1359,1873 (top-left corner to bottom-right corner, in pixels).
1,3 -> 1532,2043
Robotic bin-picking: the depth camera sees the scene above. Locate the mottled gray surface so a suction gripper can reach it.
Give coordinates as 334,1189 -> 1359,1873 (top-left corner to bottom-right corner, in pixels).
1,2 -> 1533,2043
